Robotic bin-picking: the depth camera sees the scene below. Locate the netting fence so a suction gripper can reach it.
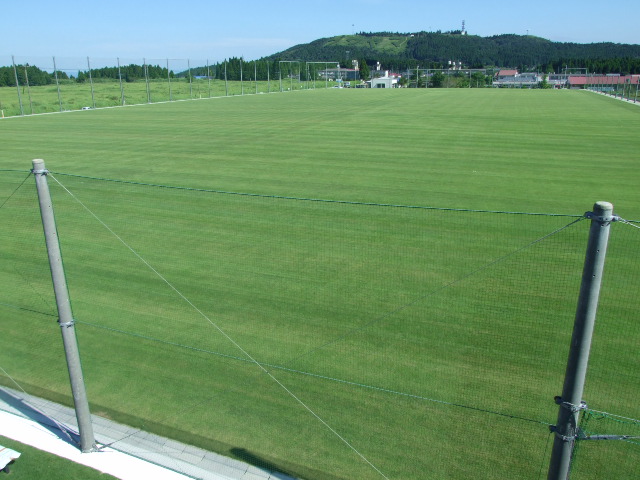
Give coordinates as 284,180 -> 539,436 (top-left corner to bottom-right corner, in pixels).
0,56 -> 331,118
1,169 -> 638,479
584,75 -> 640,103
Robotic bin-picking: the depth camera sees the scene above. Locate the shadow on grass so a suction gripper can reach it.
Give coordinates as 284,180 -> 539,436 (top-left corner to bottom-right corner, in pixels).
230,447 -> 299,479
0,382 -> 346,480
0,387 -> 81,448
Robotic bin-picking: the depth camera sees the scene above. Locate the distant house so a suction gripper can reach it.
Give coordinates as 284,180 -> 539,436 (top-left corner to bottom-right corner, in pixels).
370,71 -> 399,88
493,70 -> 542,87
547,74 -> 569,88
495,69 -> 518,83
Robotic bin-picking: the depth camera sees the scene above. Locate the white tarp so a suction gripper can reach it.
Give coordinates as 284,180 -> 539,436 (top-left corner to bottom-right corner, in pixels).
0,445 -> 21,470
0,411 -> 193,480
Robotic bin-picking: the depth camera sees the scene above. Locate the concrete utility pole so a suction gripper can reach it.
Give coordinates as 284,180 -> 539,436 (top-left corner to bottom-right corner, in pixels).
547,201 -> 616,480
32,159 -> 96,453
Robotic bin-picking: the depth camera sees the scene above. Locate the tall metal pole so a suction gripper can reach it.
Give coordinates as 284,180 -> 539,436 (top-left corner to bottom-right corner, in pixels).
167,59 -> 172,101
547,201 -> 615,480
87,57 -> 95,109
24,65 -> 34,114
53,57 -> 63,112
207,59 -> 211,98
188,59 -> 193,99
224,60 -> 228,96
143,58 -> 151,103
117,57 -> 125,106
31,159 -> 96,453
12,56 -> 24,116
326,62 -> 328,89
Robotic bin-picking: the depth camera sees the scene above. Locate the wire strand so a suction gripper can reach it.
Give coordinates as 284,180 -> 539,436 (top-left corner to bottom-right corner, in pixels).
619,218 -> 640,229
47,172 -> 390,479
49,171 -> 587,218
0,368 -> 80,446
537,431 -> 553,480
289,216 -> 585,364
68,317 -> 553,427
0,171 -> 32,210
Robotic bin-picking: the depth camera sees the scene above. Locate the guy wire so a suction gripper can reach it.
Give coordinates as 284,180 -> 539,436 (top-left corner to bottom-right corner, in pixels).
47,172 -> 391,480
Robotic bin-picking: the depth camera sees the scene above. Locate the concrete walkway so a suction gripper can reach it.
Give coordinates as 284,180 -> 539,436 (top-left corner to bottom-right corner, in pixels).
0,386 -> 297,480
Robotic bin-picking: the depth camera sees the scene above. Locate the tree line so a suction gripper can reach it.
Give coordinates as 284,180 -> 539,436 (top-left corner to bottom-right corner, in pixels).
0,60 -> 333,87
75,64 -> 171,82
0,65 -> 66,87
0,63 -> 172,87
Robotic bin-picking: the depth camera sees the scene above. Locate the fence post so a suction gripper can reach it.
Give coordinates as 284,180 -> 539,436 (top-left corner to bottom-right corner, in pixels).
224,59 -> 228,96
207,59 -> 211,98
31,159 -> 96,453
87,57 -> 96,109
167,58 -> 172,102
11,56 -> 24,116
52,57 -> 63,112
547,201 -> 616,480
188,59 -> 193,99
117,57 -> 125,106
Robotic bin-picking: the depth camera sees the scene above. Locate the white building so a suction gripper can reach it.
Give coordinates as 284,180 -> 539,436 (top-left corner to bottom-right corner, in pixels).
370,71 -> 399,88
493,69 -> 543,88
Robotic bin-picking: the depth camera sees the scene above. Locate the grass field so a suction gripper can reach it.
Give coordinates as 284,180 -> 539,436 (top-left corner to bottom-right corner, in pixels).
0,77 -> 309,117
1,88 -> 639,479
0,436 -> 118,480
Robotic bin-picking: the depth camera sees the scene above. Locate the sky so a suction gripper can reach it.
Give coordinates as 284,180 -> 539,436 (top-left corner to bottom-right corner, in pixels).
3,0 -> 638,66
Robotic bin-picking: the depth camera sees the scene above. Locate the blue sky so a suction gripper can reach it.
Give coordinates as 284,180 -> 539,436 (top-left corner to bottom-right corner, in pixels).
3,0 -> 638,64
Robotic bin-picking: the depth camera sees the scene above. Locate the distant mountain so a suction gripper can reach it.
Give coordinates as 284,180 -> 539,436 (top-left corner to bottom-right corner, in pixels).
265,32 -> 640,73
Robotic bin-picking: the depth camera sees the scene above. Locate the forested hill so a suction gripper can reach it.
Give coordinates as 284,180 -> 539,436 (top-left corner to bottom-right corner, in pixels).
266,32 -> 640,73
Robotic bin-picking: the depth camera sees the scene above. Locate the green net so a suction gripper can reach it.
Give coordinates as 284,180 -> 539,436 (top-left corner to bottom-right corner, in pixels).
567,219 -> 640,480
1,170 -> 637,479
570,409 -> 640,479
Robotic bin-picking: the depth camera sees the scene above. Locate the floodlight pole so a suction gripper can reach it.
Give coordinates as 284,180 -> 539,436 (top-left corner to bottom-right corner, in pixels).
547,201 -> 615,480
31,159 -> 96,453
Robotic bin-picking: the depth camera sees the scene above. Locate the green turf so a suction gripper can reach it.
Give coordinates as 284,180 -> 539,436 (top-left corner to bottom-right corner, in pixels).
1,89 -> 638,479
0,436 -> 118,479
2,88 -> 639,216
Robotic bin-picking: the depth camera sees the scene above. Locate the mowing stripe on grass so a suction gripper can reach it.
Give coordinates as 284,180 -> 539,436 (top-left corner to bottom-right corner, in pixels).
48,171 -> 391,480
73,317 -> 554,428
47,171 -> 585,217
